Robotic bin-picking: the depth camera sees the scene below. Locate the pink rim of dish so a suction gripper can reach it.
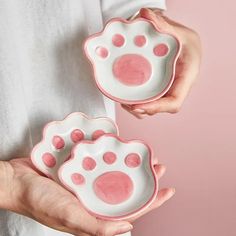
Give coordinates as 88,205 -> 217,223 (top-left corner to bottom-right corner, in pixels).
58,133 -> 158,221
30,112 -> 119,179
83,17 -> 182,104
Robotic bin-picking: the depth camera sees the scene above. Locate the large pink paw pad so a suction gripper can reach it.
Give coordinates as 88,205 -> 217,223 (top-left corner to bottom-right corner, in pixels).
113,54 -> 152,86
93,171 -> 133,204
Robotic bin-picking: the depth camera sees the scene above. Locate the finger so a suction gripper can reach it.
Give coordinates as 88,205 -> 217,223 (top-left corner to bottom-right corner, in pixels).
139,8 -> 175,34
130,49 -> 200,116
153,156 -> 158,165
151,188 -> 175,209
130,188 -> 175,221
64,204 -> 133,236
131,96 -> 181,115
121,104 -> 145,114
75,233 -> 91,236
121,104 -> 147,119
154,164 -> 166,180
76,220 -> 133,236
95,219 -> 133,236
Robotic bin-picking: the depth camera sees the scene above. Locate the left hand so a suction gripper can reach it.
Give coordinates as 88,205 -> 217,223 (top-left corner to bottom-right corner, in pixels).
127,163 -> 175,222
122,8 -> 201,119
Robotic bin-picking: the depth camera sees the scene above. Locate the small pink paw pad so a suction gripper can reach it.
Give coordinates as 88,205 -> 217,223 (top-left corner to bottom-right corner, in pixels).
58,134 -> 158,220
31,112 -> 118,181
84,18 -> 181,104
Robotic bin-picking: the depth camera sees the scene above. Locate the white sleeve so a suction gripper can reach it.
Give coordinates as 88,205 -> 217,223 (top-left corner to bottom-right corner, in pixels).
101,0 -> 166,23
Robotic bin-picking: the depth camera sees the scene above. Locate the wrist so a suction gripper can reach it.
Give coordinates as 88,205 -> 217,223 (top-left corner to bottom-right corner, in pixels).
0,161 -> 13,208
0,161 -> 22,212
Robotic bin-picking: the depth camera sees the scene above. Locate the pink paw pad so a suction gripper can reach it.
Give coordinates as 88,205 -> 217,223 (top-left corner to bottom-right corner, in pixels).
103,152 -> 117,164
42,153 -> 56,168
134,35 -> 146,47
93,171 -> 133,204
82,157 -> 96,171
154,43 -> 169,57
96,46 -> 109,58
92,130 -> 105,140
52,135 -> 65,150
112,34 -> 125,47
125,153 -> 141,168
71,173 -> 85,185
71,129 -> 84,143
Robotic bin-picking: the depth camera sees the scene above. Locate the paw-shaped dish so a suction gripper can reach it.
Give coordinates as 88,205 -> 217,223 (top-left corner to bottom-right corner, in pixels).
58,134 -> 158,220
31,112 -> 118,181
84,17 -> 181,104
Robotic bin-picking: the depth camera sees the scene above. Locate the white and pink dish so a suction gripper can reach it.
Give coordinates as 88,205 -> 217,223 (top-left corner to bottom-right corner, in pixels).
58,134 -> 158,220
84,17 -> 181,104
31,112 -> 118,181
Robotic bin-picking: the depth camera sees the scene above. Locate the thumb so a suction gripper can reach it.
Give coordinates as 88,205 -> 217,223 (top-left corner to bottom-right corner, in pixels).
139,8 -> 174,33
95,220 -> 133,236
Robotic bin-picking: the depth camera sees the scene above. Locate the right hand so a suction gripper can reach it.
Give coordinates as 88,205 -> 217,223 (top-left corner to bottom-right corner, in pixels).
0,158 -> 133,236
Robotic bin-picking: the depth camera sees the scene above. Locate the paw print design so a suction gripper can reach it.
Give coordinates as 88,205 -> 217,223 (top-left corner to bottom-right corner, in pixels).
84,18 -> 181,104
31,112 -> 118,181
58,134 -> 158,220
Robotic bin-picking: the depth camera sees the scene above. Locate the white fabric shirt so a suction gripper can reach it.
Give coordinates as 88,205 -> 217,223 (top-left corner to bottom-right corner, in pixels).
0,0 -> 166,235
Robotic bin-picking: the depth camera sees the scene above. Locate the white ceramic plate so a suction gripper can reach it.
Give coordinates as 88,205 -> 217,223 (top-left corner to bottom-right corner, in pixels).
84,17 -> 181,104
58,134 -> 158,220
31,112 -> 118,181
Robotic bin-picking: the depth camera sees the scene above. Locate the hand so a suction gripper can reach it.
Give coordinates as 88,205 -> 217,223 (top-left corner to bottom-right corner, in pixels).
1,158 -> 132,236
122,8 -> 201,119
127,163 -> 175,223
0,157 -> 174,236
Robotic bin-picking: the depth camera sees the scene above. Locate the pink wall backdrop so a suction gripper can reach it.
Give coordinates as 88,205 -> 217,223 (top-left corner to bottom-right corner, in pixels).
116,0 -> 236,235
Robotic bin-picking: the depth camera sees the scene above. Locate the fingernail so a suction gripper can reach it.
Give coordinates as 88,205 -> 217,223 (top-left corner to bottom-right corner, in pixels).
171,188 -> 176,194
116,223 -> 133,233
122,104 -> 131,108
133,109 -> 145,113
138,114 -> 147,119
126,104 -> 133,108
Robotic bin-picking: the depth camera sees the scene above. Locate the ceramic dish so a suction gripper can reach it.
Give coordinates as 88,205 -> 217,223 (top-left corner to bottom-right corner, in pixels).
58,134 -> 158,220
31,112 -> 118,181
84,17 -> 181,104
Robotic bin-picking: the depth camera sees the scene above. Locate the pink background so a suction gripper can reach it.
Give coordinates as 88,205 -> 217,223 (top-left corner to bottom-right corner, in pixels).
116,0 -> 236,235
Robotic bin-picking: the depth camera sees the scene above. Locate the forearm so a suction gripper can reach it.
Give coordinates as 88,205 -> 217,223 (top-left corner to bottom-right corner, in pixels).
0,160 -> 19,211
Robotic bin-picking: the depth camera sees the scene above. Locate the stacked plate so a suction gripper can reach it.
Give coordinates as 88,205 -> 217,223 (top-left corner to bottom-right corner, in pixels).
31,112 -> 158,220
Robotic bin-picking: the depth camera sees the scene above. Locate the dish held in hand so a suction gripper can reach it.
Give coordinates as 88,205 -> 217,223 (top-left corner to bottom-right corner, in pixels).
58,134 -> 158,220
31,112 -> 118,181
84,17 -> 181,104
